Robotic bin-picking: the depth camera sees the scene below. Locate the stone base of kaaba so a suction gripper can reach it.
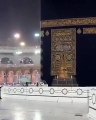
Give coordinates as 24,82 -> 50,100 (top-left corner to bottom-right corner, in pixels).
52,79 -> 78,87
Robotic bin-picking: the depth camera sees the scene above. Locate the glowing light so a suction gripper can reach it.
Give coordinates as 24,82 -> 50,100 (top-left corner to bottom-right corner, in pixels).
34,49 -> 41,54
16,51 -> 22,55
14,33 -> 20,39
34,112 -> 42,120
14,112 -> 24,120
20,42 -> 26,46
34,33 -> 40,37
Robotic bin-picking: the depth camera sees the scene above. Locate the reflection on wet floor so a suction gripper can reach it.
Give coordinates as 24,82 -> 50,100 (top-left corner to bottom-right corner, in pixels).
0,98 -> 89,120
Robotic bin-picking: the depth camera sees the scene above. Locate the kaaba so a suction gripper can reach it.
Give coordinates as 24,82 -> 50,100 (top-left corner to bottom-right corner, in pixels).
41,0 -> 96,86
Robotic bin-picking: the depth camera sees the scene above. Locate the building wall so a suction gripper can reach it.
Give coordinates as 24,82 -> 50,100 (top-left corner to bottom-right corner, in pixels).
0,53 -> 40,66
0,53 -> 41,84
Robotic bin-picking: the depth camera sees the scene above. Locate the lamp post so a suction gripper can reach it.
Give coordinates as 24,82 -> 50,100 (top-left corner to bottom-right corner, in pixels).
34,33 -> 40,46
10,33 -> 21,46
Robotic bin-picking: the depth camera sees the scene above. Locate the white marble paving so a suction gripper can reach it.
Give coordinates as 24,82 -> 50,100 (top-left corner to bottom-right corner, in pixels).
0,98 -> 90,120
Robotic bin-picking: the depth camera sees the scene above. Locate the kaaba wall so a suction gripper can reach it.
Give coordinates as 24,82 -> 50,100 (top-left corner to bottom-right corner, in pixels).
41,0 -> 96,86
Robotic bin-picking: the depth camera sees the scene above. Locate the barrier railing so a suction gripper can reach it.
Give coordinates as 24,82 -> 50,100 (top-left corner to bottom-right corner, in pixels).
1,86 -> 96,119
88,88 -> 96,119
1,86 -> 88,106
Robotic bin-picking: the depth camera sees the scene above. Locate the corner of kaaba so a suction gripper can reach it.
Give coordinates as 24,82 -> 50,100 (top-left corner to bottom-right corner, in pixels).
41,0 -> 96,86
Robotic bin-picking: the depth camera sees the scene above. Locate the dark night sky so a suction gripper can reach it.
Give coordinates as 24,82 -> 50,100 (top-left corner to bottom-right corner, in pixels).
41,0 -> 96,20
0,0 -> 40,46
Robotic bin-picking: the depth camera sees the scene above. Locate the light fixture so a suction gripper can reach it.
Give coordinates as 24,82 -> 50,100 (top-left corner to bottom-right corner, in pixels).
20,42 -> 26,47
34,49 -> 41,54
34,33 -> 40,37
16,51 -> 22,55
14,33 -> 20,39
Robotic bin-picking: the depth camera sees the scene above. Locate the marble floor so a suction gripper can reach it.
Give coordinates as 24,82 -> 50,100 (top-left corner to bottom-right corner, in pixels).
0,98 -> 90,120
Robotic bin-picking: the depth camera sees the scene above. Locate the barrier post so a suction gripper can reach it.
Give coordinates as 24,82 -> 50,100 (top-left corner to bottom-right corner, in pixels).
0,86 -> 2,99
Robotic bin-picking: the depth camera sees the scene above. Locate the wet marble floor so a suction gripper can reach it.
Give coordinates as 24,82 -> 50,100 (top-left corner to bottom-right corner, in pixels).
0,98 -> 90,120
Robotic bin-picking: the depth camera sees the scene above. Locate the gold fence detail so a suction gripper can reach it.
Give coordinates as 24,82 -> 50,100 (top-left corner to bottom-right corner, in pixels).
83,27 -> 96,34
41,17 -> 96,28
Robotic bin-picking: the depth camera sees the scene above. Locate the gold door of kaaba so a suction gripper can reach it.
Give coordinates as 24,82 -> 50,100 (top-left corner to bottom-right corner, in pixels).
51,28 -> 76,79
